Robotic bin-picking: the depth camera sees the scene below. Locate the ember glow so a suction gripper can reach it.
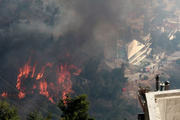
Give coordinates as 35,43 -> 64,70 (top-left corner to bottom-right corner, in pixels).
3,56 -> 81,103
1,92 -> 8,97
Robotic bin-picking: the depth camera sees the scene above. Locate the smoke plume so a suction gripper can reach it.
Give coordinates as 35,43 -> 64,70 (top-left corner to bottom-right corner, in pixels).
0,0 -> 138,113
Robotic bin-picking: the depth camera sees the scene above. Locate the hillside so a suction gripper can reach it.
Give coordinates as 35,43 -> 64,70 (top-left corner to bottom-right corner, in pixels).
0,0 -> 140,120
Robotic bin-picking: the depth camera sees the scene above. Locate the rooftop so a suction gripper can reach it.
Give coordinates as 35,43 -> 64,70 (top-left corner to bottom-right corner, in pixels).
126,39 -> 145,59
146,89 -> 180,120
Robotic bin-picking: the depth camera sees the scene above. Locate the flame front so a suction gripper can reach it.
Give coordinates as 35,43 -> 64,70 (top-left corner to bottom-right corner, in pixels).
13,56 -> 81,103
16,57 -> 36,99
56,64 -> 80,100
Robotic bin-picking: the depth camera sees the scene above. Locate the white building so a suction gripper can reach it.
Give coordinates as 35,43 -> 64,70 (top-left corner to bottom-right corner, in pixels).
126,38 -> 152,65
145,89 -> 180,120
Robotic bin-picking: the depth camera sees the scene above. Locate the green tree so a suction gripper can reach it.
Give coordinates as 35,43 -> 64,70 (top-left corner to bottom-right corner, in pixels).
80,58 -> 100,81
176,59 -> 180,66
0,100 -> 20,120
158,33 -> 169,49
27,111 -> 43,120
58,94 -> 95,120
152,32 -> 177,53
144,75 -> 149,80
27,111 -> 52,120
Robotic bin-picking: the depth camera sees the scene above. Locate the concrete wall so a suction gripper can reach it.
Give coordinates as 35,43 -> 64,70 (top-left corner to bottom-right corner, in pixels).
146,90 -> 180,120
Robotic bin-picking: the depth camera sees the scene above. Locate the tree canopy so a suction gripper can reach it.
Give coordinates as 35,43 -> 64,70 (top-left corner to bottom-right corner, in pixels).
0,100 -> 20,120
27,111 -> 52,120
58,94 -> 94,120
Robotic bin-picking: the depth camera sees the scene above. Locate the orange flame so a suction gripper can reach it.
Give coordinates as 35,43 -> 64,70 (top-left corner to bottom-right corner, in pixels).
33,84 -> 36,89
31,62 -> 37,78
36,63 -> 53,80
18,92 -> 26,99
16,57 -> 32,99
39,81 -> 54,103
56,63 -> 81,100
14,55 -> 81,103
1,92 -> 8,97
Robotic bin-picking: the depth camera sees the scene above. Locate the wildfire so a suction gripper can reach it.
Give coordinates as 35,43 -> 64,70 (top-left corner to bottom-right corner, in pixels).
13,55 -> 81,103
31,62 -> 37,78
1,92 -> 8,97
16,57 -> 36,99
56,63 -> 81,100
18,92 -> 26,99
36,63 -> 53,80
39,81 -> 54,103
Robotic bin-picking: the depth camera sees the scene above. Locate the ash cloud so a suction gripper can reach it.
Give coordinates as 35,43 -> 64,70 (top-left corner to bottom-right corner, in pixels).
0,0 -> 136,61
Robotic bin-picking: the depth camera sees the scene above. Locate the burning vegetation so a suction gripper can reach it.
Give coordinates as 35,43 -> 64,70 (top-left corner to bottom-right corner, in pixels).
2,55 -> 81,104
0,0 -> 140,119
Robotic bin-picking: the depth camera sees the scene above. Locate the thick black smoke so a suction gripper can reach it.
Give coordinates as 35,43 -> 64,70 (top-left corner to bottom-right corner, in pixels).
0,0 -> 142,118
0,0 -> 138,114
0,0 -> 138,73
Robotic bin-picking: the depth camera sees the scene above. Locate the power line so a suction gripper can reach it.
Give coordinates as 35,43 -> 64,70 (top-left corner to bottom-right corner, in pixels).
0,76 -> 61,119
0,96 -> 32,113
100,94 -> 133,120
0,96 -> 31,119
100,101 -> 126,120
0,96 -> 54,119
